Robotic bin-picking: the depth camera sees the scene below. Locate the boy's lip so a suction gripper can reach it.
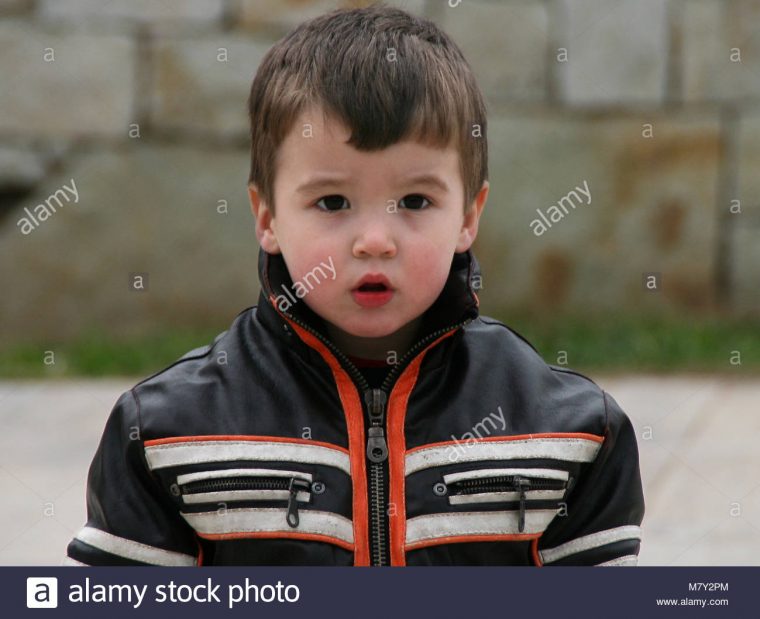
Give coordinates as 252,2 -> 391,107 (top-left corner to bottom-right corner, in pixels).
352,273 -> 394,292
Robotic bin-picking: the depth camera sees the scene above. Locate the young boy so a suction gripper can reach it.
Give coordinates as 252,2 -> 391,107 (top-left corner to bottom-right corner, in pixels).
65,4 -> 644,567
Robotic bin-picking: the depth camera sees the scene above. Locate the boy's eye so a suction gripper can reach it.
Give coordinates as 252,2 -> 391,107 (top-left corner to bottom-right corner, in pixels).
315,195 -> 349,211
399,194 -> 431,210
314,194 -> 431,211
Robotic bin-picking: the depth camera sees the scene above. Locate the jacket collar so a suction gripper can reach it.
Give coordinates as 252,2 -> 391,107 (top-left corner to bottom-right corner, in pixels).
255,246 -> 481,351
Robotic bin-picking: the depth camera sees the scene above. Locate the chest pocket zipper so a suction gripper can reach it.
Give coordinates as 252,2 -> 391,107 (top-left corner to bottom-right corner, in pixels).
438,469 -> 572,533
171,471 -> 317,529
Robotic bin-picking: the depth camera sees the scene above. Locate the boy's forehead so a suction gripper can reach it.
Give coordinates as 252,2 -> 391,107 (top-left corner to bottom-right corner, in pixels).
302,107 -> 348,140
284,106 -> 353,147
281,107 -> 458,169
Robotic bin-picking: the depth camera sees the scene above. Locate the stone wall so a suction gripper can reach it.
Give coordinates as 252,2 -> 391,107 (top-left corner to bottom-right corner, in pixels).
1,0 -> 757,345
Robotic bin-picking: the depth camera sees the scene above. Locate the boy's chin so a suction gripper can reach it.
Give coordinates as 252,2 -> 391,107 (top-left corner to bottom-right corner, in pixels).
338,325 -> 400,340
325,318 -> 402,340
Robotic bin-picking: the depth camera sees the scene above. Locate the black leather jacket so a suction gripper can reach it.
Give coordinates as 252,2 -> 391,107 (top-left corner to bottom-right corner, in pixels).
65,248 -> 644,566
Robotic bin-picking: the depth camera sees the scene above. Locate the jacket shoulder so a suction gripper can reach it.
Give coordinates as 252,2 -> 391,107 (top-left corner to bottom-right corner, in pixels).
469,316 -> 612,433
127,307 -> 256,431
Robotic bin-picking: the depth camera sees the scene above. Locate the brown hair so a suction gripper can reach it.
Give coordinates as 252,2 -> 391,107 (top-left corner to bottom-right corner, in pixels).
247,2 -> 488,214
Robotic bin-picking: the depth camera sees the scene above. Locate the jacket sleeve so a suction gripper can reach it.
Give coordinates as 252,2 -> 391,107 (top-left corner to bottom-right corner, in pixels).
536,390 -> 645,566
63,390 -> 200,566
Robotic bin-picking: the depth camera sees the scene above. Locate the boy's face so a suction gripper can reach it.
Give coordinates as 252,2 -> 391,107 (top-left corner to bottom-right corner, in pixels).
249,106 -> 488,355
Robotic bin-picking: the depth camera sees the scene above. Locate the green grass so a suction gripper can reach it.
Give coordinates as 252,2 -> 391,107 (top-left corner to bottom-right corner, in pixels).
502,313 -> 760,374
0,315 -> 758,378
0,327 -> 223,378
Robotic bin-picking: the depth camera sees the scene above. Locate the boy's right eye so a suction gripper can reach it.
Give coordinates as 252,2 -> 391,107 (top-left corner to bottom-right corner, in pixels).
315,195 -> 349,212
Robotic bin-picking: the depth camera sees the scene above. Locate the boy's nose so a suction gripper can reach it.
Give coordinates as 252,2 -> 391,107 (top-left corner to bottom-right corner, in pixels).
352,223 -> 397,259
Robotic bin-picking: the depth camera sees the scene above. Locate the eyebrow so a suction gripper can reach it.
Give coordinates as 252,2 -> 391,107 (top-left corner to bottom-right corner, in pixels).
295,176 -> 351,195
295,173 -> 450,195
400,173 -> 450,193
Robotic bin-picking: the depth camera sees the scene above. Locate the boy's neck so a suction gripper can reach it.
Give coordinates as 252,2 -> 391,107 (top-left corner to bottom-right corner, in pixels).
325,316 -> 423,363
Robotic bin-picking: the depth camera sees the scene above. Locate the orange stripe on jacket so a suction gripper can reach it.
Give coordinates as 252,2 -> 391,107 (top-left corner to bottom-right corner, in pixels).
277,310 -> 370,567
407,532 -> 540,552
532,538 -> 543,566
404,431 -> 605,455
144,434 -> 348,453
387,329 -> 460,566
197,530 -> 355,552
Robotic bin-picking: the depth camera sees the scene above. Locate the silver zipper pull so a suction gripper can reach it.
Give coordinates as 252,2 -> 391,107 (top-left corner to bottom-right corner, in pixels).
514,476 -> 530,533
286,477 -> 310,528
365,389 -> 388,463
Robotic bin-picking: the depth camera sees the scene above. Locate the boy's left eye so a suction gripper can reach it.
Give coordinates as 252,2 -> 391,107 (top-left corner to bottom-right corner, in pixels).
314,195 -> 349,212
399,194 -> 431,210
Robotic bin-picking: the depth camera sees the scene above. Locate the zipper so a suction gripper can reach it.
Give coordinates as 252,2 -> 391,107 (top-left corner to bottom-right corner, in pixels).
286,477 -> 312,528
445,475 -> 569,533
365,388 -> 388,566
178,475 -> 312,529
278,305 -> 472,565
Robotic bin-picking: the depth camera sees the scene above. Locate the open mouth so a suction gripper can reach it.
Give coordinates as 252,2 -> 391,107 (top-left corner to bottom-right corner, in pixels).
357,283 -> 389,292
352,276 -> 394,308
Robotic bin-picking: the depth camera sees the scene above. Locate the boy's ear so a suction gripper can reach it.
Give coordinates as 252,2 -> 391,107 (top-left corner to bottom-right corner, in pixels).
456,180 -> 489,253
248,185 -> 281,254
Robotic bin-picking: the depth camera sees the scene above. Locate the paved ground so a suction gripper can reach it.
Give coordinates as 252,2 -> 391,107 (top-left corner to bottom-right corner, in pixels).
1,375 -> 758,565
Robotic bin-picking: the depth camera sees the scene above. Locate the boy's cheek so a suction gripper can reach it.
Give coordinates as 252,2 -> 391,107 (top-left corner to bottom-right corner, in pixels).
285,253 -> 343,301
283,242 -> 337,274
412,239 -> 454,275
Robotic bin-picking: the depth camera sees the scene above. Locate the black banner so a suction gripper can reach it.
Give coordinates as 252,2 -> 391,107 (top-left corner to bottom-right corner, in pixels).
10,566 -> 751,618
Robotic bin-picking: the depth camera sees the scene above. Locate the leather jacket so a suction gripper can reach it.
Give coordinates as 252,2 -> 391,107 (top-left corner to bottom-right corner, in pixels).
65,248 -> 644,566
